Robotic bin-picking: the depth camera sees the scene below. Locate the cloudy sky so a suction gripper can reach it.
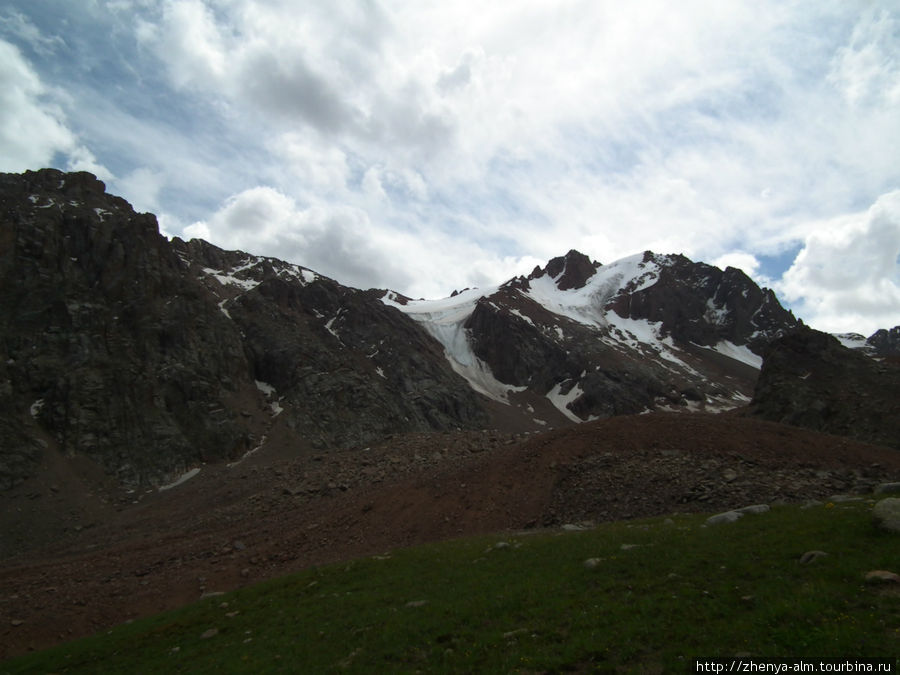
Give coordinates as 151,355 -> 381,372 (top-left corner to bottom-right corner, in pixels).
2,1 -> 898,334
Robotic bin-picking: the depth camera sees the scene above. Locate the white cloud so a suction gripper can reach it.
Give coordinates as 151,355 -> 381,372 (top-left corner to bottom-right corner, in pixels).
138,0 -> 227,90
778,191 -> 900,335
0,39 -> 75,171
113,167 -> 166,212
187,184 -> 541,296
712,252 -> 761,278
6,2 -> 900,333
66,145 -> 114,182
0,9 -> 65,56
828,9 -> 900,108
269,133 -> 350,196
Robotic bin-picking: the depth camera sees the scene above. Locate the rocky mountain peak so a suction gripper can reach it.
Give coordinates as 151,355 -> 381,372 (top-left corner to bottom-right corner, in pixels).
868,326 -> 900,356
528,249 -> 601,290
3,169 -> 880,494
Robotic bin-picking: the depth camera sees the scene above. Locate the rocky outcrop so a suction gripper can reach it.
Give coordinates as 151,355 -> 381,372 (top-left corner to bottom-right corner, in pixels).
0,169 -> 488,489
868,326 -> 900,357
2,169 -> 883,490
441,249 -> 801,421
529,249 -> 601,291
750,327 -> 900,449
608,253 -> 800,353
0,169 -> 260,488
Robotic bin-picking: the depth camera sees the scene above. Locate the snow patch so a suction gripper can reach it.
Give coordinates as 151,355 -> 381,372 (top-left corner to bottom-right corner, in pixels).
509,308 -> 535,326
324,315 -> 342,341
709,341 -> 763,369
255,381 -> 283,415
834,333 -> 868,350
255,380 -> 276,396
158,467 -> 201,491
29,399 -> 44,417
228,435 -> 268,467
524,253 -> 661,328
704,299 -> 728,326
203,267 -> 259,291
382,286 -> 524,403
546,381 -> 584,423
606,313 -> 700,375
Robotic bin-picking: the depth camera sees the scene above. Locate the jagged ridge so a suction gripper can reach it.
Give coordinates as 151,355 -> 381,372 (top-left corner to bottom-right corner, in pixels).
4,168 -> 885,491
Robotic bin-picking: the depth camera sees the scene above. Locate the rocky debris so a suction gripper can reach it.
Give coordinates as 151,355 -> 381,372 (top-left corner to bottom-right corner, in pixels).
2,412 -> 900,660
798,551 -> 828,565
200,628 -> 218,639
872,498 -> 900,533
875,482 -> 900,495
543,416 -> 897,527
750,327 -> 900,449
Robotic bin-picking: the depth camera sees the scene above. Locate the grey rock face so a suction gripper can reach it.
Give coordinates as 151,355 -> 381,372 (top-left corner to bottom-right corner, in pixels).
607,253 -> 799,353
867,326 -> 900,356
0,169 -> 838,489
1,170 -> 487,488
1,170 -> 257,488
751,327 -> 900,449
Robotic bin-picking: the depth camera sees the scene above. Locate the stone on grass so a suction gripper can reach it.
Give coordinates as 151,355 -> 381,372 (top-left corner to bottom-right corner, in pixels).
798,550 -> 828,565
200,628 -> 218,639
864,570 -> 900,584
705,511 -> 743,526
875,482 -> 900,496
872,498 -> 900,533
583,558 -> 602,570
736,504 -> 770,515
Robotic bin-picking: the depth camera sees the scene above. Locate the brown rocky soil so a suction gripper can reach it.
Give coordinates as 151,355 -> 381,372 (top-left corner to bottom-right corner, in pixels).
2,411 -> 900,660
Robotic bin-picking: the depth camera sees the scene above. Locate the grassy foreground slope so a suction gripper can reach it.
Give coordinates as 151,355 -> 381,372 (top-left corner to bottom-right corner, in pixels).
4,501 -> 899,673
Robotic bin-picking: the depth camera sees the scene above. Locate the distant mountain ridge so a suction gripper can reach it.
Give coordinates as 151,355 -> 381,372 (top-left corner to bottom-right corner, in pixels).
0,169 -> 892,489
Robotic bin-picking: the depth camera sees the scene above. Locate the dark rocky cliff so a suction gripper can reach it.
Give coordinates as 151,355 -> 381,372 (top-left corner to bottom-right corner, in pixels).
0,170 -> 261,488
750,327 -> 900,449
0,169 -> 486,489
4,169 -> 876,491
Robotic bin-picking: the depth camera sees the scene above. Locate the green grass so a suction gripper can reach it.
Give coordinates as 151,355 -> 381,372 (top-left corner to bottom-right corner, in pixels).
4,501 -> 900,673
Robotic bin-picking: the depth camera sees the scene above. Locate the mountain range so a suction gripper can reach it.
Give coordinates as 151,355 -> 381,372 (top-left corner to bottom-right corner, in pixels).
0,168 -> 896,491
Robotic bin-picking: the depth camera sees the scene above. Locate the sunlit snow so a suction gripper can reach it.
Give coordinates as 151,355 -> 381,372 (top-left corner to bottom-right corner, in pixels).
383,286 -> 525,403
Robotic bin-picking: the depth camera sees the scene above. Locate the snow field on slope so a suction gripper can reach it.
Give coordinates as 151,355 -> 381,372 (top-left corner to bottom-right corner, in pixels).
383,287 -> 524,403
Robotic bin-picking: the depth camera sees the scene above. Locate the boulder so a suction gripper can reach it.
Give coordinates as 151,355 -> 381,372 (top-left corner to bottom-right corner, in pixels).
706,511 -> 743,526
736,504 -> 770,515
798,550 -> 828,565
872,498 -> 900,533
